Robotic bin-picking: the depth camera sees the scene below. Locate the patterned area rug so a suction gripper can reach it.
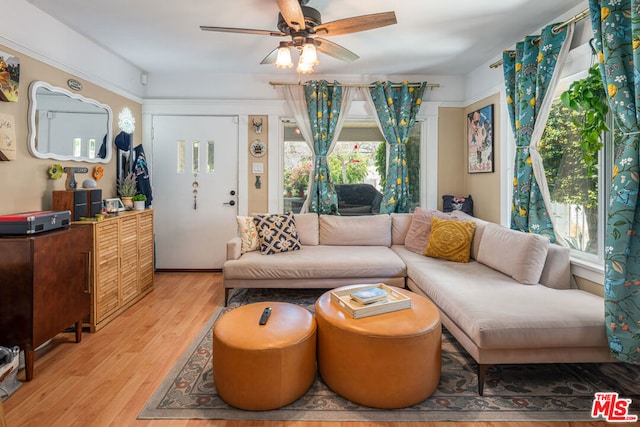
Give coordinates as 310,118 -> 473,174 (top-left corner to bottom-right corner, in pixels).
139,288 -> 640,422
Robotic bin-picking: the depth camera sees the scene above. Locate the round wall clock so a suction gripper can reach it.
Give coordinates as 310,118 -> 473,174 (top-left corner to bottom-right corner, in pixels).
250,139 -> 266,157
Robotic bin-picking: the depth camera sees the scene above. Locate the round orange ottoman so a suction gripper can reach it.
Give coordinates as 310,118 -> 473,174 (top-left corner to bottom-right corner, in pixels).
212,302 -> 316,411
315,286 -> 441,409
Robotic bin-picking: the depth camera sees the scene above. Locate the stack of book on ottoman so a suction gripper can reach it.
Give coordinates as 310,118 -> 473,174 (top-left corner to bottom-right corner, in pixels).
330,284 -> 411,319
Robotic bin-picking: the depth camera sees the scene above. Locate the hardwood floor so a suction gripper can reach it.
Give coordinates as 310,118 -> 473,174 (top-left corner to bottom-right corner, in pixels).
2,272 -> 610,427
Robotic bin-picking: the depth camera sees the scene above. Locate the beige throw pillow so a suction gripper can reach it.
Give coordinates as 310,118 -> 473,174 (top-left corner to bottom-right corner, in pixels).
405,208 -> 456,254
293,213 -> 319,246
236,216 -> 259,254
319,214 -> 391,246
476,223 -> 550,284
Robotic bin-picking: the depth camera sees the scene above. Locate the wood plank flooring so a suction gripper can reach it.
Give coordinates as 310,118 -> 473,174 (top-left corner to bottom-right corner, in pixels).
2,272 -> 610,427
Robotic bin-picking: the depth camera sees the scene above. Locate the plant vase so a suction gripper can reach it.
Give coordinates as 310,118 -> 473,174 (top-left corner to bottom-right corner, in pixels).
121,196 -> 133,209
134,200 -> 145,211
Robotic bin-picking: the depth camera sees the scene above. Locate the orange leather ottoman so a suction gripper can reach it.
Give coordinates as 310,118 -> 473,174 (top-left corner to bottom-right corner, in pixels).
212,302 -> 316,410
315,286 -> 441,409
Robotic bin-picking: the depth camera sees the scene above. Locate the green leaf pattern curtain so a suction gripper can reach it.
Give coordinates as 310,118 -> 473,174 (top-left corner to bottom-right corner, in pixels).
304,80 -> 342,214
503,24 -> 572,242
369,81 -> 426,213
590,0 -> 640,364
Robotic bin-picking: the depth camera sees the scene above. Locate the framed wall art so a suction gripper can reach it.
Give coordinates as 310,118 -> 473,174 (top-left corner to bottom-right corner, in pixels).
467,104 -> 494,173
0,51 -> 20,103
0,113 -> 16,161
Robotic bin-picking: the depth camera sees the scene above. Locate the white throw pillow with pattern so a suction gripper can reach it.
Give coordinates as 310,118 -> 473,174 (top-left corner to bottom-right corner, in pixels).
236,216 -> 259,253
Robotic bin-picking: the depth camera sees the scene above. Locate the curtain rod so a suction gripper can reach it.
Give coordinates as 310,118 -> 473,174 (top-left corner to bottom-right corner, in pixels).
269,81 -> 440,89
489,8 -> 590,69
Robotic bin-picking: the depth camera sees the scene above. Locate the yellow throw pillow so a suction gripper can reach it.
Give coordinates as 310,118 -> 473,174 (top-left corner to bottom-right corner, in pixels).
424,218 -> 476,263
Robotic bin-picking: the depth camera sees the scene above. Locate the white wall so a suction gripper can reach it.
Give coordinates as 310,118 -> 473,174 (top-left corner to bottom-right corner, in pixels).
463,0 -> 590,102
3,0 -> 145,101
143,71 -> 467,103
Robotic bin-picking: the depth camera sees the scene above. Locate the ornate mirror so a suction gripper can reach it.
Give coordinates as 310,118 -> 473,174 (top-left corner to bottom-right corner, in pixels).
27,81 -> 113,163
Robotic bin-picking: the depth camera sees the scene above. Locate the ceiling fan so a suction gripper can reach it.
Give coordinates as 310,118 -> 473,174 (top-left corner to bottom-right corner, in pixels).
200,0 -> 397,73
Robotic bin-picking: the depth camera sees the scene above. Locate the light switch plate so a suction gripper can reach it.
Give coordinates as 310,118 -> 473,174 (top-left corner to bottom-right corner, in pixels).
252,162 -> 264,174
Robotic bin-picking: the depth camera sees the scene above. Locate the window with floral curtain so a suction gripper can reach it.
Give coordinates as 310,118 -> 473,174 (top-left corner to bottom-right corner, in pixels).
367,81 -> 426,214
282,81 -> 354,214
503,23 -> 574,242
589,0 -> 640,364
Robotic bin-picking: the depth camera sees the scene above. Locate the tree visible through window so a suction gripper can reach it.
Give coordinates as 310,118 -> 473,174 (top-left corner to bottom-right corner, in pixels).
542,96 -> 598,254
540,69 -> 616,259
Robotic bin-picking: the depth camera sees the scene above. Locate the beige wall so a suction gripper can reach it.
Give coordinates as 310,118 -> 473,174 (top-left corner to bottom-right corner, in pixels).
463,93 -> 502,223
247,115 -> 268,214
437,93 -> 501,223
575,276 -> 604,296
437,107 -> 465,209
0,44 -> 142,215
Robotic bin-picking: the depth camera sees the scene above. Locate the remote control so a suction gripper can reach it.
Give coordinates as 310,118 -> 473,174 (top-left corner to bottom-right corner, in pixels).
259,307 -> 272,325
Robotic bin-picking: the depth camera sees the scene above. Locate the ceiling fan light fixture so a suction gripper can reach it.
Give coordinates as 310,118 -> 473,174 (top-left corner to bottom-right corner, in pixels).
296,59 -> 314,74
275,42 -> 293,68
201,5 -> 398,73
300,38 -> 319,66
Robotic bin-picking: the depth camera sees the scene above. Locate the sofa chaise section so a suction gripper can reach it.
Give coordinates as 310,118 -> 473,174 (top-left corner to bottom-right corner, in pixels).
391,212 -> 616,394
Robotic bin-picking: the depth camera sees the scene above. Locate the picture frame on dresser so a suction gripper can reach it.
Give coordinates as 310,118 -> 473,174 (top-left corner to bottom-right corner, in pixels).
105,197 -> 125,212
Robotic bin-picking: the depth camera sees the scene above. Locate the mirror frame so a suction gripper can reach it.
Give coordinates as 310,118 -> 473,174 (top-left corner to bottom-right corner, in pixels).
27,80 -> 113,163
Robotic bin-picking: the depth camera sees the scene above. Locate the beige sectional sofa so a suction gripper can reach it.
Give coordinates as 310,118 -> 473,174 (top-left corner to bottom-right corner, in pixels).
223,211 -> 615,394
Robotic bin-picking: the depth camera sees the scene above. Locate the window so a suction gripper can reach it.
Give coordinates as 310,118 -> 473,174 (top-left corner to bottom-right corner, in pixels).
192,141 -> 200,173
282,121 -> 422,214
88,138 -> 96,159
73,137 -> 82,157
207,141 -> 215,173
370,123 -> 422,212
540,71 -> 615,263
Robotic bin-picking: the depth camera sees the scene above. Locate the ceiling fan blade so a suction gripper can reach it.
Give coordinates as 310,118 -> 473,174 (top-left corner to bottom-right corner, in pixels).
276,0 -> 306,30
200,26 -> 285,37
315,38 -> 359,63
260,48 -> 278,65
313,12 -> 397,36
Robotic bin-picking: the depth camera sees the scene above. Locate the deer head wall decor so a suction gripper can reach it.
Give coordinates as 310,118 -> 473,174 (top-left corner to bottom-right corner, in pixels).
252,118 -> 263,134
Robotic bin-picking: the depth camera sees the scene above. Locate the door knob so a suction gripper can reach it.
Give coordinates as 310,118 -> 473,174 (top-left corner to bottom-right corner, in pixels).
223,200 -> 236,206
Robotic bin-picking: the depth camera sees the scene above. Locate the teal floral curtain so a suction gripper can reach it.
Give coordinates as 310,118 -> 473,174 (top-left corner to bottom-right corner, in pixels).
590,0 -> 640,364
304,80 -> 342,214
369,81 -> 426,213
503,23 -> 572,242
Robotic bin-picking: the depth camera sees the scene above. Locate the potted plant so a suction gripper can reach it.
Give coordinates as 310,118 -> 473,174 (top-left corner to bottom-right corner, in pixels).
290,161 -> 311,197
560,64 -> 609,178
117,172 -> 137,208
132,193 -> 147,211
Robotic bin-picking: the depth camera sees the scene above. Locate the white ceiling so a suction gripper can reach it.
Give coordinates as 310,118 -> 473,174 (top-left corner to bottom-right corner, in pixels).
25,0 -> 586,77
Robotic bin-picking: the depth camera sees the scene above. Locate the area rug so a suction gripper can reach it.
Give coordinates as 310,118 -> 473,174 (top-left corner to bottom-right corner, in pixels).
139,288 -> 640,422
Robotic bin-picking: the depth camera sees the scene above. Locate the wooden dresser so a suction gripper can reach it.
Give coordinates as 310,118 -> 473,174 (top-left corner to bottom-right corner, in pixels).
76,209 -> 154,332
0,225 -> 92,381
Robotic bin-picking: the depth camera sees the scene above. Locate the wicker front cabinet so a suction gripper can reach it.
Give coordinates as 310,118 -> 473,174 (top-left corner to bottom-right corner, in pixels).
79,209 -> 154,331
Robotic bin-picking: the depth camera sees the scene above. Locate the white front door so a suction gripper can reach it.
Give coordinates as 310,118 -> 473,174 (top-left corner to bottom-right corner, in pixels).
152,115 -> 239,269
